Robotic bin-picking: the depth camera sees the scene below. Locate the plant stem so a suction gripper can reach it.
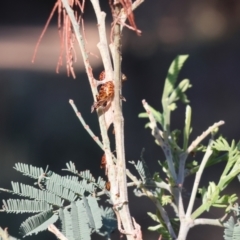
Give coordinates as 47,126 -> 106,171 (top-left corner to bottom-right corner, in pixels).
144,189 -> 177,239
186,140 -> 213,218
112,3 -> 135,238
142,99 -> 177,182
177,120 -> 225,185
69,100 -> 104,150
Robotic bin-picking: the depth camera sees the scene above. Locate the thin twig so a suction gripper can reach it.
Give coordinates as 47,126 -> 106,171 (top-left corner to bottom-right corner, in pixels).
90,0 -> 113,81
144,189 -> 176,239
69,99 -> 104,150
187,121 -> 225,154
177,120 -> 225,185
69,99 -> 141,189
193,218 -> 223,227
48,224 -> 68,240
185,140 -> 214,218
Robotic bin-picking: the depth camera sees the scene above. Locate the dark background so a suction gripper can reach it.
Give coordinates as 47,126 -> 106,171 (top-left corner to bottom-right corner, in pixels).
1,0 -> 240,239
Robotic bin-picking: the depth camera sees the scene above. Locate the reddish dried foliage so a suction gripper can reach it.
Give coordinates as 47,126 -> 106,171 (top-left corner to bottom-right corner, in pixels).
119,0 -> 140,35
32,0 -> 86,78
110,0 -> 141,35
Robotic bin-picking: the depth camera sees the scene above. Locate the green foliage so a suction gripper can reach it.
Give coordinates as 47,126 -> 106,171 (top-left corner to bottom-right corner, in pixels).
2,199 -> 52,213
98,207 -> 117,238
71,201 -> 91,240
138,55 -> 240,239
129,160 -> 151,184
11,182 -> 63,207
213,137 -> 240,190
139,55 -> 191,146
13,163 -> 45,180
19,210 -> 58,237
0,162 -> 116,239
223,217 -> 240,240
86,196 -> 103,230
59,208 -> 74,240
147,211 -> 179,240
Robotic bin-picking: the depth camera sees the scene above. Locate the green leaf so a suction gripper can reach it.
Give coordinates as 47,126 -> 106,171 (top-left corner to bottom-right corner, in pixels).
11,182 -> 63,207
138,113 -> 149,118
183,105 -> 192,150
71,201 -> 91,240
147,212 -> 160,222
86,196 -> 103,230
168,79 -> 192,105
20,210 -> 58,237
59,208 -> 74,240
161,195 -> 172,206
213,137 -> 233,152
2,199 -> 52,213
162,55 -> 189,101
13,163 -> 45,180
223,216 -> 240,240
98,207 -> 117,237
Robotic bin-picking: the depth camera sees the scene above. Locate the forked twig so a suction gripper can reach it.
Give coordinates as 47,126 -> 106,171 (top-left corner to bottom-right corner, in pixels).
69,99 -> 104,150
178,120 -> 225,185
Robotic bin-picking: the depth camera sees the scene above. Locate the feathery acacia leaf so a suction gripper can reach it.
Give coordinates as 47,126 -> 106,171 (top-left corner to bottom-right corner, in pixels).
86,196 -> 102,230
46,180 -> 77,202
223,216 -> 240,240
11,182 -> 63,207
59,208 -> 74,240
19,210 -> 58,237
13,163 -> 44,180
71,201 -> 91,240
98,207 -> 117,237
2,199 -> 52,213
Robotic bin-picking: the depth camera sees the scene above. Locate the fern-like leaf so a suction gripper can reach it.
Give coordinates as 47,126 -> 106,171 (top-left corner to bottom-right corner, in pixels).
46,180 -> 77,202
129,160 -> 151,184
78,170 -> 96,183
223,216 -> 240,240
59,208 -> 74,240
82,196 -> 95,229
71,201 -> 91,240
2,199 -> 52,213
63,162 -> 96,183
213,137 -> 232,152
86,196 -> 102,230
11,182 -> 63,207
48,173 -> 86,196
19,210 -> 58,237
96,177 -> 106,190
97,207 -> 117,237
65,161 -> 78,174
79,179 -> 95,194
13,163 -> 44,180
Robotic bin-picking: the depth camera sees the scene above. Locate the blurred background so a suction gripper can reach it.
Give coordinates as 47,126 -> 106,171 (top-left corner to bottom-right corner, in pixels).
1,0 -> 240,239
